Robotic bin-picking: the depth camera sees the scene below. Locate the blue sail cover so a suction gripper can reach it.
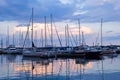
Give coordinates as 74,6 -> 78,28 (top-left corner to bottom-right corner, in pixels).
32,41 -> 35,47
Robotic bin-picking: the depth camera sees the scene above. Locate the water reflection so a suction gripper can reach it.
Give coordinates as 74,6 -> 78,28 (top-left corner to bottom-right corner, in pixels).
0,54 -> 120,80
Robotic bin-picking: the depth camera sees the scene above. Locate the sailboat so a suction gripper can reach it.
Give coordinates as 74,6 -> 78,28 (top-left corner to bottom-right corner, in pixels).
3,27 -> 21,54
74,19 -> 103,59
84,19 -> 104,59
97,19 -> 115,56
74,19 -> 90,54
22,8 -> 49,58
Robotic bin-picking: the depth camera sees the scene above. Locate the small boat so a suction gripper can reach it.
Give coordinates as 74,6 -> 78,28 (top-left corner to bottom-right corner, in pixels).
23,48 -> 50,58
5,45 -> 20,54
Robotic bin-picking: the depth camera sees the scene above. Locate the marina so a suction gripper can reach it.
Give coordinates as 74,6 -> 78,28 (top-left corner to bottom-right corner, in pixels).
0,8 -> 120,59
0,0 -> 120,80
0,45 -> 120,59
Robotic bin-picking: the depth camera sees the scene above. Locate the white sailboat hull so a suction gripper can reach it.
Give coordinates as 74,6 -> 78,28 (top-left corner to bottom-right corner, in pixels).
23,49 -> 49,57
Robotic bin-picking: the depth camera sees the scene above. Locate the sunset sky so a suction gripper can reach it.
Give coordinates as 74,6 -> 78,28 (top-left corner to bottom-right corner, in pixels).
0,0 -> 120,46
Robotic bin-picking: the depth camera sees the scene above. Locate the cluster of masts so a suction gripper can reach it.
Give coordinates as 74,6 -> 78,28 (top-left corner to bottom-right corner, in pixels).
0,8 -> 120,59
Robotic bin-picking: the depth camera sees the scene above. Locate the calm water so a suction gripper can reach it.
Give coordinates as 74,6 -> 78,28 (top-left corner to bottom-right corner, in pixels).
0,54 -> 120,80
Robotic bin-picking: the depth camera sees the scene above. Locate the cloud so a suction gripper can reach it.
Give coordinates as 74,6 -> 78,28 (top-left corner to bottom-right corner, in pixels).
106,31 -> 113,33
0,0 -> 120,22
16,24 -> 30,27
73,0 -> 120,22
83,0 -> 104,7
0,21 -> 19,35
0,0 -> 7,7
12,21 -> 94,43
13,26 -> 28,33
70,26 -> 93,35
59,0 -> 73,4
104,35 -> 120,41
73,10 -> 88,16
0,0 -> 75,22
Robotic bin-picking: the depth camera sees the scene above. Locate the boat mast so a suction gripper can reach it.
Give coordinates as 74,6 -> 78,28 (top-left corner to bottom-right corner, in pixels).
82,31 -> 83,46
101,18 -> 103,47
69,30 -> 77,46
13,33 -> 14,45
6,26 -> 9,47
81,31 -> 86,46
35,30 -> 37,46
8,26 -> 9,46
67,24 -> 69,47
41,29 -> 43,47
31,8 -> 34,48
44,16 -> 47,47
50,14 -> 53,46
21,32 -> 23,47
65,26 -> 67,47
1,38 -> 3,49
53,17 -> 62,47
19,29 -> 21,47
78,19 -> 81,46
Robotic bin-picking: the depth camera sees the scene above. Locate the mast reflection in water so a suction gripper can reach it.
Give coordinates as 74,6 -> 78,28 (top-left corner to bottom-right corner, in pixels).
0,54 -> 120,80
